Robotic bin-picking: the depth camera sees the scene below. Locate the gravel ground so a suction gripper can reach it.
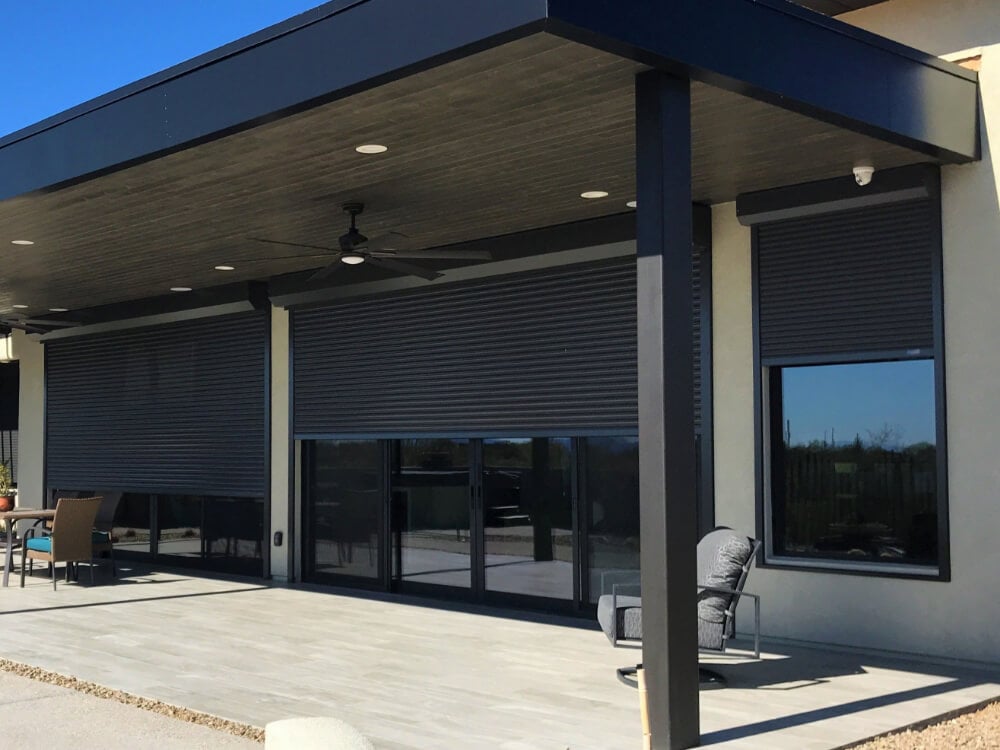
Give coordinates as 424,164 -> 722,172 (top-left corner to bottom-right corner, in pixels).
0,657 -> 264,743
849,700 -> 1000,749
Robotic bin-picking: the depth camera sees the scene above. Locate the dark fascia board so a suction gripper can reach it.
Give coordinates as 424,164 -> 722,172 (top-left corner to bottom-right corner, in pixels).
546,0 -> 980,163
0,0 -> 978,203
735,163 -> 938,225
0,0 -> 549,202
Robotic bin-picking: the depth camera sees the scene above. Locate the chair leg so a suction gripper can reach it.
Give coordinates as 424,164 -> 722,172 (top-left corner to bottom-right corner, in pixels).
19,553 -> 26,588
89,559 -> 95,585
52,565 -> 57,591
65,563 -> 72,582
28,559 -> 33,576
110,547 -> 116,577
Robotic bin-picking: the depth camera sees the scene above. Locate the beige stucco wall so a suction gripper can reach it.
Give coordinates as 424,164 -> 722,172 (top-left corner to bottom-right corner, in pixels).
9,331 -> 44,507
713,0 -> 1000,663
270,306 -> 292,581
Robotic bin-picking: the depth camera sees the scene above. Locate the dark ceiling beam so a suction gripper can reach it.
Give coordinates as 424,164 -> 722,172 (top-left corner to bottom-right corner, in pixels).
0,0 -> 548,202
546,0 -> 980,163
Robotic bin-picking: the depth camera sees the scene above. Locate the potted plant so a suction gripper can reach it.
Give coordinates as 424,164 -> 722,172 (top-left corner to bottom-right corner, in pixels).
0,461 -> 14,512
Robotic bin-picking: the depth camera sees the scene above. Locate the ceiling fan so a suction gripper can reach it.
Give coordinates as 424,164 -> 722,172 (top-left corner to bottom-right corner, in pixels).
0,314 -> 81,335
236,202 -> 492,281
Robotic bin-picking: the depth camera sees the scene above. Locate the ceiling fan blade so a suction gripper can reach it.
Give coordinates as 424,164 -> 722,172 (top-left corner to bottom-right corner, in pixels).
361,231 -> 410,252
367,255 -> 441,281
308,257 -> 346,282
249,237 -> 339,253
372,249 -> 493,260
222,253 -> 333,263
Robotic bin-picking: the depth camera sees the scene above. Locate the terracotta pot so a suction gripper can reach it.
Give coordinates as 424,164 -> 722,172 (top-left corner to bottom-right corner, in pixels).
0,495 -> 14,513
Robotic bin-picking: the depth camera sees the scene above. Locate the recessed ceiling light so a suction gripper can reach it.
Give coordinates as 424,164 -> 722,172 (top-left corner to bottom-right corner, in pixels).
340,253 -> 366,265
170,287 -> 192,293
11,304 -> 28,309
626,200 -> 637,209
49,308 -> 68,313
214,265 -> 235,271
355,144 -> 388,154
581,191 -> 609,200
11,240 -> 33,246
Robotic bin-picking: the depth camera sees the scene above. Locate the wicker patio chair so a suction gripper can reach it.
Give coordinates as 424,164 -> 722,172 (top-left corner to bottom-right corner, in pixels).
20,497 -> 103,590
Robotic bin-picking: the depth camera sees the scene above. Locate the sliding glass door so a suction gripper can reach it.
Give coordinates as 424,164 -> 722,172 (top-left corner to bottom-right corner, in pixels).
482,438 -> 573,601
390,439 -> 472,592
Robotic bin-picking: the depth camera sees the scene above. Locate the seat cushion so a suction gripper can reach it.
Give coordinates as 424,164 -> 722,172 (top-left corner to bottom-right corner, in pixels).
25,537 -> 51,553
597,594 -> 643,642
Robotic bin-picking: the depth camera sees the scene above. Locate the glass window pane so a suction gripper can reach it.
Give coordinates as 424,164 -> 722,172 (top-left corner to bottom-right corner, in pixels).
772,359 -> 938,566
391,439 -> 470,589
483,438 -> 573,600
111,492 -> 153,555
585,437 -> 640,601
308,440 -> 382,580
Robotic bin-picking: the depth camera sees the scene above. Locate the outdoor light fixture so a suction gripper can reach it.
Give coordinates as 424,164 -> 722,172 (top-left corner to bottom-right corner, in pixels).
215,265 -> 235,271
581,191 -> 609,199
49,308 -> 68,313
626,200 -> 637,209
170,286 -> 192,292
355,144 -> 388,154
11,304 -> 27,310
340,253 -> 365,265
10,240 -> 33,246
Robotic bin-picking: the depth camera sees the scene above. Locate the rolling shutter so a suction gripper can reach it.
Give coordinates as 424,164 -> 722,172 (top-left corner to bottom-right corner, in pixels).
756,200 -> 935,361
293,259 -> 640,435
46,312 -> 267,496
293,255 -> 708,437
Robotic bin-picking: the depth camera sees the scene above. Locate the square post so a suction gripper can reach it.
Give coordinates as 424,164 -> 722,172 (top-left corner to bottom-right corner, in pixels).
635,70 -> 700,749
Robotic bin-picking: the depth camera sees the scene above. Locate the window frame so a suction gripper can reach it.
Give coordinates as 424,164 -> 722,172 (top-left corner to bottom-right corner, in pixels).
750,169 -> 950,581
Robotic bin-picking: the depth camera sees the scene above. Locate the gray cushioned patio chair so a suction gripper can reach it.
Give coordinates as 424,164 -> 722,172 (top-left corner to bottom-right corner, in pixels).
596,527 -> 761,683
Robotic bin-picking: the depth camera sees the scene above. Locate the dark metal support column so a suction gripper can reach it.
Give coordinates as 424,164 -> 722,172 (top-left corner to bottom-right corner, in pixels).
635,70 -> 700,750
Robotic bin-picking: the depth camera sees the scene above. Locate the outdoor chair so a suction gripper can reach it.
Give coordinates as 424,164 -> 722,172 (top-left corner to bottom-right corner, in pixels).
20,497 -> 103,590
596,526 -> 761,685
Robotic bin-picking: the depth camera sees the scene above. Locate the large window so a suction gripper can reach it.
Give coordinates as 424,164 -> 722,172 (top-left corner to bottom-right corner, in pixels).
768,360 -> 939,568
749,173 -> 947,576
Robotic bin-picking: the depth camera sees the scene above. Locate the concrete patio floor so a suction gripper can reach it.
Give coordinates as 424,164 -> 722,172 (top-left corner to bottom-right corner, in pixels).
0,563 -> 996,750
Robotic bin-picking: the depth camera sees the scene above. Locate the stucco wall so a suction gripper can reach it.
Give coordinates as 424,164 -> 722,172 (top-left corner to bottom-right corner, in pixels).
10,331 -> 44,507
270,306 -> 291,581
712,0 -> 1000,662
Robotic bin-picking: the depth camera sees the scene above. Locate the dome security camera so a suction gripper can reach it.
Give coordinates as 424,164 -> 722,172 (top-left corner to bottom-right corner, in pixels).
853,165 -> 875,187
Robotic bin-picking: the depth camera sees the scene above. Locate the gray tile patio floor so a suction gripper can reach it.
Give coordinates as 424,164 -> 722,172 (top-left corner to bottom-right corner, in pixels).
0,563 -> 996,749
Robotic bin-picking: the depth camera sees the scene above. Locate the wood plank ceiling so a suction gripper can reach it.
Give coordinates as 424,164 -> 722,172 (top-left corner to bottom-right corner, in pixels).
0,32 -> 932,315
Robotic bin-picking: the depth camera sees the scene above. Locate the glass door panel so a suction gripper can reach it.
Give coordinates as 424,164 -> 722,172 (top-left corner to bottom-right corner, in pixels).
482,437 -> 573,601
584,436 -> 640,602
391,439 -> 471,590
306,439 -> 383,582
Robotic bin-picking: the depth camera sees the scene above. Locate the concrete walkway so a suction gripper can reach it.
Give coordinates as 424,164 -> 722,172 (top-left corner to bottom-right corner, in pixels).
0,565 -> 997,749
0,671 -> 255,749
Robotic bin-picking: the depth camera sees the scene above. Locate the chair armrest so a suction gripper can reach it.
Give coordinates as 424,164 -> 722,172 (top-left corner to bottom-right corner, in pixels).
697,585 -> 762,659
612,582 -> 641,598
697,584 -> 759,601
600,569 -> 641,596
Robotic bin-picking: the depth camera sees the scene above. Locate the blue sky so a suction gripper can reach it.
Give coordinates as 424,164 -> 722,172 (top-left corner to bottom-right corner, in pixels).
782,360 -> 936,448
2,2 -> 325,138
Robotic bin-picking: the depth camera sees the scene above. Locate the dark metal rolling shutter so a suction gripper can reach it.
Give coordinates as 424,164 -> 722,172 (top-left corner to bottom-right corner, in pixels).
46,312 -> 267,496
757,200 -> 935,360
294,259 -> 641,435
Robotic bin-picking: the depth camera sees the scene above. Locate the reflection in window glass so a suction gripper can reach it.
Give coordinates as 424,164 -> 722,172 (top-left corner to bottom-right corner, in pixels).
308,440 -> 382,580
483,438 -> 573,600
772,359 -> 938,566
586,437 -> 640,601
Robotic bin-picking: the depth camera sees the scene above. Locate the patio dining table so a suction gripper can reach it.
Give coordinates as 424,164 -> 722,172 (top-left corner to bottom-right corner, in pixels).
0,508 -> 55,587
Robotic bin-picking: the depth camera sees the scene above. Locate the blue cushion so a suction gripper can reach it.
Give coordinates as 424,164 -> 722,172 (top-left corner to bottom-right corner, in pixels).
25,537 -> 51,552
92,530 -> 110,543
